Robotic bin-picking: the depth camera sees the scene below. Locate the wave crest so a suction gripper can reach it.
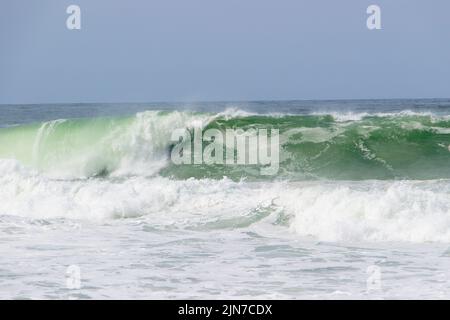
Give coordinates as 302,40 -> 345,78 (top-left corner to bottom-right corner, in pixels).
1,109 -> 450,180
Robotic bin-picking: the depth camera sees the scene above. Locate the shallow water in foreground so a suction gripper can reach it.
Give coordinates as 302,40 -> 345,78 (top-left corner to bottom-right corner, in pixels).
2,215 -> 450,299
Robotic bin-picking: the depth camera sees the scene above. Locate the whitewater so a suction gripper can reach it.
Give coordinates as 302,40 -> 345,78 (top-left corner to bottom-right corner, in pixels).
2,100 -> 450,299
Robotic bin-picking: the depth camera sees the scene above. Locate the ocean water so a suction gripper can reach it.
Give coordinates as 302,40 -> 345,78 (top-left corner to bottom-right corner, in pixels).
2,99 -> 450,299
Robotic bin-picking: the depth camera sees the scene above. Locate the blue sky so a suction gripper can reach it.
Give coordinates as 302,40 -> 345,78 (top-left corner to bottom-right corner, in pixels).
1,0 -> 449,104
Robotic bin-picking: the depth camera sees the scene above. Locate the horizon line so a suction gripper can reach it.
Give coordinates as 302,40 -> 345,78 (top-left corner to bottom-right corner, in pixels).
1,97 -> 450,107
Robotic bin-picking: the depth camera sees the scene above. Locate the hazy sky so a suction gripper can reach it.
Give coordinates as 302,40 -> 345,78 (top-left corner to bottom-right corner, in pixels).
1,0 -> 449,104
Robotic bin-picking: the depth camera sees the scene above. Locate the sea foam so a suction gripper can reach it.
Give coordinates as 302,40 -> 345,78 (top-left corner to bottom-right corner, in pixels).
2,159 -> 450,242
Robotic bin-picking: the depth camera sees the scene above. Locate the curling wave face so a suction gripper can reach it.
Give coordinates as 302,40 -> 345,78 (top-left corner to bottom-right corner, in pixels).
2,109 -> 450,242
1,110 -> 450,180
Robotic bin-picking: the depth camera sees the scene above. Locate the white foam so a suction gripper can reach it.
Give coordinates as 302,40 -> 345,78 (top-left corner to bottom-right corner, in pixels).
214,107 -> 256,120
312,110 -> 450,122
2,159 -> 450,243
277,181 -> 450,242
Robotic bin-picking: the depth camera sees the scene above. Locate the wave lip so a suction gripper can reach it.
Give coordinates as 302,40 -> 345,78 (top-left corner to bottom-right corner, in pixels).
0,110 -> 214,178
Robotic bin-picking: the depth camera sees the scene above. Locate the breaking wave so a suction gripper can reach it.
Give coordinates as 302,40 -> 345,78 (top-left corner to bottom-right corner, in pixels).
2,109 -> 450,242
1,109 -> 450,180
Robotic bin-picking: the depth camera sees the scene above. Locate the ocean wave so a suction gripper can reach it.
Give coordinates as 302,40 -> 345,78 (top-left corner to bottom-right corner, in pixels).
1,109 -> 450,180
2,159 -> 450,242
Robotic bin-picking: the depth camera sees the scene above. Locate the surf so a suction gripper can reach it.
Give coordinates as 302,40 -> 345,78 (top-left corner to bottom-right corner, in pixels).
1,109 -> 450,180
2,159 -> 450,242
2,108 -> 450,242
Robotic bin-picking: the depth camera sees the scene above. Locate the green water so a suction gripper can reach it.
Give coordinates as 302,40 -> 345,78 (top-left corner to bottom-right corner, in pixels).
1,111 -> 450,180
